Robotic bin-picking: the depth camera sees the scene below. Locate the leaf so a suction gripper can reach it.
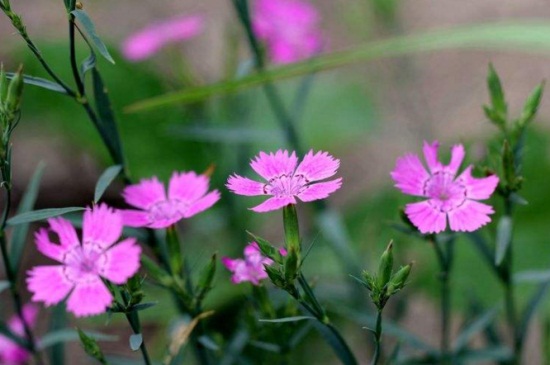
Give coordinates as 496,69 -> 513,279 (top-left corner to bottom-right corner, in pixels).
39,329 -> 117,350
130,301 -> 158,312
249,340 -> 281,353
0,280 -> 10,294
219,329 -> 250,365
495,216 -> 512,266
129,334 -> 142,351
168,125 -> 282,144
518,81 -> 545,127
6,73 -> 68,94
10,162 -> 45,271
486,63 -> 507,121
125,22 -> 550,112
519,281 -> 550,340
259,316 -> 315,323
94,165 -> 122,203
81,52 -> 97,80
311,321 -> 358,365
92,68 -> 125,167
453,306 -> 500,351
71,10 -> 115,64
7,207 -> 85,226
197,335 -> 220,351
454,346 -> 512,362
78,328 -> 108,365
514,270 -> 550,283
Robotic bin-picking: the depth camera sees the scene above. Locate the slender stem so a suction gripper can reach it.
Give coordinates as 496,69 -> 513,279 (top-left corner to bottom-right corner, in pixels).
69,14 -> 85,96
124,311 -> 152,365
370,310 -> 383,365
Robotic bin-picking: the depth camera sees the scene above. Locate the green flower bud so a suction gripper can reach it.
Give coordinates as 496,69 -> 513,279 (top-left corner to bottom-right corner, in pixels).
387,263 -> 412,296
284,246 -> 300,282
196,253 -> 217,301
377,241 -> 394,290
264,265 -> 285,288
0,64 -> 8,110
6,64 -> 24,114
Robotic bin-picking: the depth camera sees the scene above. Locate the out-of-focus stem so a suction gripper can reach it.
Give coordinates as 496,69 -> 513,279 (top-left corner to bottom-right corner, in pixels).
370,310 -> 382,365
432,237 -> 453,365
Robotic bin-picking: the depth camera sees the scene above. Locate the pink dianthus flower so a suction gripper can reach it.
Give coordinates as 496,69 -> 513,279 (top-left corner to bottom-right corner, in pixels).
222,242 -> 275,285
121,14 -> 204,61
26,204 -> 141,317
120,171 -> 220,229
252,0 -> 324,64
391,141 -> 499,234
227,149 -> 342,212
0,305 -> 38,365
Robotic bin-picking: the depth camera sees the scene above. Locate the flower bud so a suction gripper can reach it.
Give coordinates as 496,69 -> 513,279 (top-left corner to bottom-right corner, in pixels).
377,241 -> 394,290
6,64 -> 24,114
386,263 -> 412,296
284,246 -> 300,282
196,253 -> 217,301
264,265 -> 285,288
0,64 -> 7,110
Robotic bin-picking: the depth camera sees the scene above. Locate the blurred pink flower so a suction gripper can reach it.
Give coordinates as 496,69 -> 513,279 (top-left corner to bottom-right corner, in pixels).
26,205 -> 141,317
391,141 -> 499,234
120,171 -> 220,229
222,242 -> 274,285
227,149 -> 342,212
122,14 -> 204,61
252,0 -> 324,64
0,305 -> 38,365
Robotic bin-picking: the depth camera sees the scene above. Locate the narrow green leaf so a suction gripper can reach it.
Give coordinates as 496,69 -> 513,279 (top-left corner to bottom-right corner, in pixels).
10,162 -> 45,270
249,340 -> 281,353
0,280 -> 10,294
197,335 -> 220,351
125,22 -> 550,112
81,52 -> 97,80
78,328 -> 108,365
129,333 -> 142,351
71,10 -> 115,64
168,125 -> 282,144
495,216 -> 512,266
259,316 -> 314,323
219,329 -> 249,365
519,281 -> 550,339
39,329 -> 117,349
130,301 -> 158,312
7,207 -> 84,226
515,270 -> 550,283
311,321 -> 358,365
92,68 -> 124,166
454,346 -> 512,362
94,165 -> 121,203
453,306 -> 499,351
6,73 -> 68,94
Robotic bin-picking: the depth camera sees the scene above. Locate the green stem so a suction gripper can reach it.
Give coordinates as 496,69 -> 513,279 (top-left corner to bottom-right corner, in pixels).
370,310 -> 383,365
123,311 -> 152,365
432,237 -> 453,364
283,204 -> 301,253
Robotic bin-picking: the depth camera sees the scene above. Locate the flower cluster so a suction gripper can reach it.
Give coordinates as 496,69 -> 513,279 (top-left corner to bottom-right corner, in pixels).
222,242 -> 275,285
0,305 -> 37,365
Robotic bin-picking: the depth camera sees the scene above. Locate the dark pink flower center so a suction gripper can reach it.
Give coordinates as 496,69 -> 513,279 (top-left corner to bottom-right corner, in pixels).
424,171 -> 467,212
148,200 -> 188,222
62,244 -> 107,283
264,174 -> 308,198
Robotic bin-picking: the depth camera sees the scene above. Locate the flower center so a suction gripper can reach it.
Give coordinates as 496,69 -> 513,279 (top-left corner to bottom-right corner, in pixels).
423,171 -> 467,212
148,200 -> 188,222
264,174 -> 308,198
62,244 -> 107,283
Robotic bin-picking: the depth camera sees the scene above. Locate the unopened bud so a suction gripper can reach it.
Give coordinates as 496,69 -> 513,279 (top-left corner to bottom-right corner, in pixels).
196,253 -> 217,300
387,263 -> 412,296
6,64 -> 24,113
377,241 -> 394,290
284,246 -> 300,282
0,64 -> 7,110
264,265 -> 285,288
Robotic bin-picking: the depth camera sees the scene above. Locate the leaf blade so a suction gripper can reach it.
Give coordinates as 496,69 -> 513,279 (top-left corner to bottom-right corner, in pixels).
71,10 -> 115,64
94,165 -> 122,203
7,207 -> 85,226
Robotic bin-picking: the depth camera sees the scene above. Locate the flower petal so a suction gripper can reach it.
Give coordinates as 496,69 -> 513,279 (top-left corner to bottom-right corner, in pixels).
226,174 -> 266,196
405,200 -> 447,234
184,190 -> 221,218
48,217 -> 80,248
122,176 -> 166,210
66,278 -> 113,317
83,204 -> 123,248
119,209 -> 150,228
294,150 -> 340,182
391,153 -> 430,196
457,166 -> 499,200
250,150 -> 298,180
447,144 -> 465,174
423,141 -> 442,173
34,228 -> 66,262
297,178 -> 342,202
26,266 -> 73,307
168,171 -> 210,203
447,200 -> 495,232
250,196 -> 296,213
100,238 -> 141,284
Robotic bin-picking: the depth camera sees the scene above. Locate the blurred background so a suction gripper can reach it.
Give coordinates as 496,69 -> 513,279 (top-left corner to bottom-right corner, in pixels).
2,0 -> 550,363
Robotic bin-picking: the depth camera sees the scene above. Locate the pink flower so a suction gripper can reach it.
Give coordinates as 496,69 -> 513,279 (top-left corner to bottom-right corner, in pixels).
0,305 -> 38,365
120,171 -> 221,229
252,0 -> 324,64
391,141 -> 499,234
222,243 -> 275,285
121,14 -> 204,61
26,204 -> 141,317
227,149 -> 342,212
